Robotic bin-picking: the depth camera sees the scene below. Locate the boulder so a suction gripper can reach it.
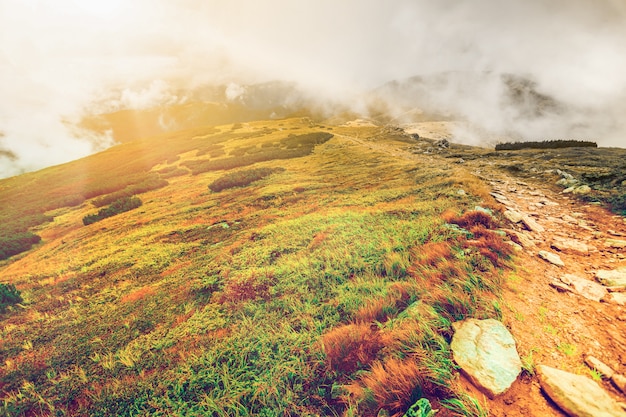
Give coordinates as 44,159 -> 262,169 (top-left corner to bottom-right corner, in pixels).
572,185 -> 592,195
451,318 -> 521,398
537,365 -> 625,417
538,250 -> 565,267
605,239 -> 626,249
595,268 -> 626,288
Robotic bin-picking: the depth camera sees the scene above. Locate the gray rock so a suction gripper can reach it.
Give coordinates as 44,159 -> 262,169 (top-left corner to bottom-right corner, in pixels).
451,318 -> 521,398
604,292 -> 626,306
596,268 -> 626,288
537,365 -> 626,417
551,238 -> 590,255
538,250 -> 565,267
558,274 -> 608,302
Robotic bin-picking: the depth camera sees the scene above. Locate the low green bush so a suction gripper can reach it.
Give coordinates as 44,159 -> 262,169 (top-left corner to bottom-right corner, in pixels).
209,167 -> 285,192
0,283 -> 22,313
495,140 -> 597,151
0,232 -> 41,260
92,174 -> 167,208
83,196 -> 143,226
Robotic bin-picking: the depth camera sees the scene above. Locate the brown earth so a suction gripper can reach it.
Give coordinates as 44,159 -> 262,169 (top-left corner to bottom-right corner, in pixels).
343,126 -> 626,416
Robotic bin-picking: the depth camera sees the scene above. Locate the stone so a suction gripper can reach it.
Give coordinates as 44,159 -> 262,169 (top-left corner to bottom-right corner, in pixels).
538,250 -> 565,267
451,318 -> 521,398
559,274 -> 608,302
551,238 -> 590,255
562,214 -> 577,223
521,215 -> 545,233
596,268 -> 626,287
537,365 -> 625,417
603,292 -> 626,306
503,210 -> 523,224
585,355 -> 615,379
605,239 -> 626,249
611,374 -> 626,394
572,185 -> 592,195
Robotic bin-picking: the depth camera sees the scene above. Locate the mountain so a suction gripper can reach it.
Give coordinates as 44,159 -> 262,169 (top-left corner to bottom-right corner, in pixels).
1,111 -> 625,416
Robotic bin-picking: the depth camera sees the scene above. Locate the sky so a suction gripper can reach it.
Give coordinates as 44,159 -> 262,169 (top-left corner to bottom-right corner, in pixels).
1,0 -> 625,178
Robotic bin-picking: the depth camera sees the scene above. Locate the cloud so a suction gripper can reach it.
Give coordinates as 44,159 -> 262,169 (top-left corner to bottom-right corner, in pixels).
1,0 -> 625,177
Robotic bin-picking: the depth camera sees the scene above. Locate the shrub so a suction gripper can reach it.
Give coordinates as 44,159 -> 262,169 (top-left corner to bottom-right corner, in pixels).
83,196 -> 142,226
208,167 -> 285,192
0,232 -> 42,260
92,174 -> 167,207
0,283 -> 22,313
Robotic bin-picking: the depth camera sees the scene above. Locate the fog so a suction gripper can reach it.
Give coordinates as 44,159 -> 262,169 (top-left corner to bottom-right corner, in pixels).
1,0 -> 625,177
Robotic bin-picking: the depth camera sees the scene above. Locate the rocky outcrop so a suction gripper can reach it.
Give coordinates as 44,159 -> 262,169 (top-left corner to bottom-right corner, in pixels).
551,274 -> 608,302
551,238 -> 590,255
451,318 -> 521,398
537,365 -> 625,417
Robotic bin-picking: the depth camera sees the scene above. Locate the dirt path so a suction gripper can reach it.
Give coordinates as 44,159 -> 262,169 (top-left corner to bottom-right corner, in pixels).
342,129 -> 626,415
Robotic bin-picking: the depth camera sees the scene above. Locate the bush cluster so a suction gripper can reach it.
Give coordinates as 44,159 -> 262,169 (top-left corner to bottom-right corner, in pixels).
495,140 -> 597,151
92,174 -> 167,207
82,196 -> 143,226
0,283 -> 22,313
209,167 -> 285,192
0,232 -> 42,261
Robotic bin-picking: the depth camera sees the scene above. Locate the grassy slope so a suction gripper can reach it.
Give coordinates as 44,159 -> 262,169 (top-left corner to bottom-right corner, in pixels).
0,118 -> 511,416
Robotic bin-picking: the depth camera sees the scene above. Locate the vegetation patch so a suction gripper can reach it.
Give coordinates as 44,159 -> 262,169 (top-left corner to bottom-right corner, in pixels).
92,174 -> 168,207
83,196 -> 143,225
0,283 -> 22,313
0,232 -> 42,261
495,140 -> 597,151
208,167 -> 285,192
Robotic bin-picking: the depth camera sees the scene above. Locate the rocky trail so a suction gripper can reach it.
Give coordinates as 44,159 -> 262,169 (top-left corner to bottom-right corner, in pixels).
350,128 -> 626,416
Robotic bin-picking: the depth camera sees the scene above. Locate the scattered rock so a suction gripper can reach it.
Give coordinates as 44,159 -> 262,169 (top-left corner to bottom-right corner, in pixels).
605,239 -> 626,249
504,229 -> 536,249
595,268 -> 626,287
584,355 -> 615,379
551,238 -> 590,255
557,274 -> 608,302
538,250 -> 565,267
503,210 -> 524,224
562,214 -> 578,223
435,138 -> 449,148
451,318 -> 521,398
603,292 -> 626,306
537,365 -> 626,417
572,185 -> 592,195
521,215 -> 545,233
490,192 -> 509,204
611,374 -> 626,394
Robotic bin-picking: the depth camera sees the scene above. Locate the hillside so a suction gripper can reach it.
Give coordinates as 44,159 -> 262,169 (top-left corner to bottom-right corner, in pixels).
1,117 -> 625,416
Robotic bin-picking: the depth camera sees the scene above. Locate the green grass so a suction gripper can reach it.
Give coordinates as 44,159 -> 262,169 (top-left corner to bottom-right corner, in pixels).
0,118 -> 513,416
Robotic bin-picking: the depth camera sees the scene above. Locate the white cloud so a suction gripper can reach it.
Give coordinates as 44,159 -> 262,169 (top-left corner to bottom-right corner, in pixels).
1,0 -> 625,177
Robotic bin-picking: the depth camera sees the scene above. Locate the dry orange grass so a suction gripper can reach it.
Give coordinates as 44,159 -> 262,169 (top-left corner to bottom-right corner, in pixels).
120,286 -> 156,303
322,323 -> 389,374
345,357 -> 427,417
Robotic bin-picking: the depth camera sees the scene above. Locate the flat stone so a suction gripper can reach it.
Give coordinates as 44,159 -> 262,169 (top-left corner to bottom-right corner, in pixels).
503,210 -> 524,224
521,215 -> 545,233
503,229 -> 536,249
605,239 -> 626,249
538,250 -> 565,267
595,268 -> 626,287
585,356 -> 615,379
559,274 -> 608,302
603,292 -> 626,306
551,238 -> 590,255
537,365 -> 625,417
451,318 -> 521,398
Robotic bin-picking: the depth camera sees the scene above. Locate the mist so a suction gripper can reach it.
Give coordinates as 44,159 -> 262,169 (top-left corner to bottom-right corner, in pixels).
1,0 -> 625,178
